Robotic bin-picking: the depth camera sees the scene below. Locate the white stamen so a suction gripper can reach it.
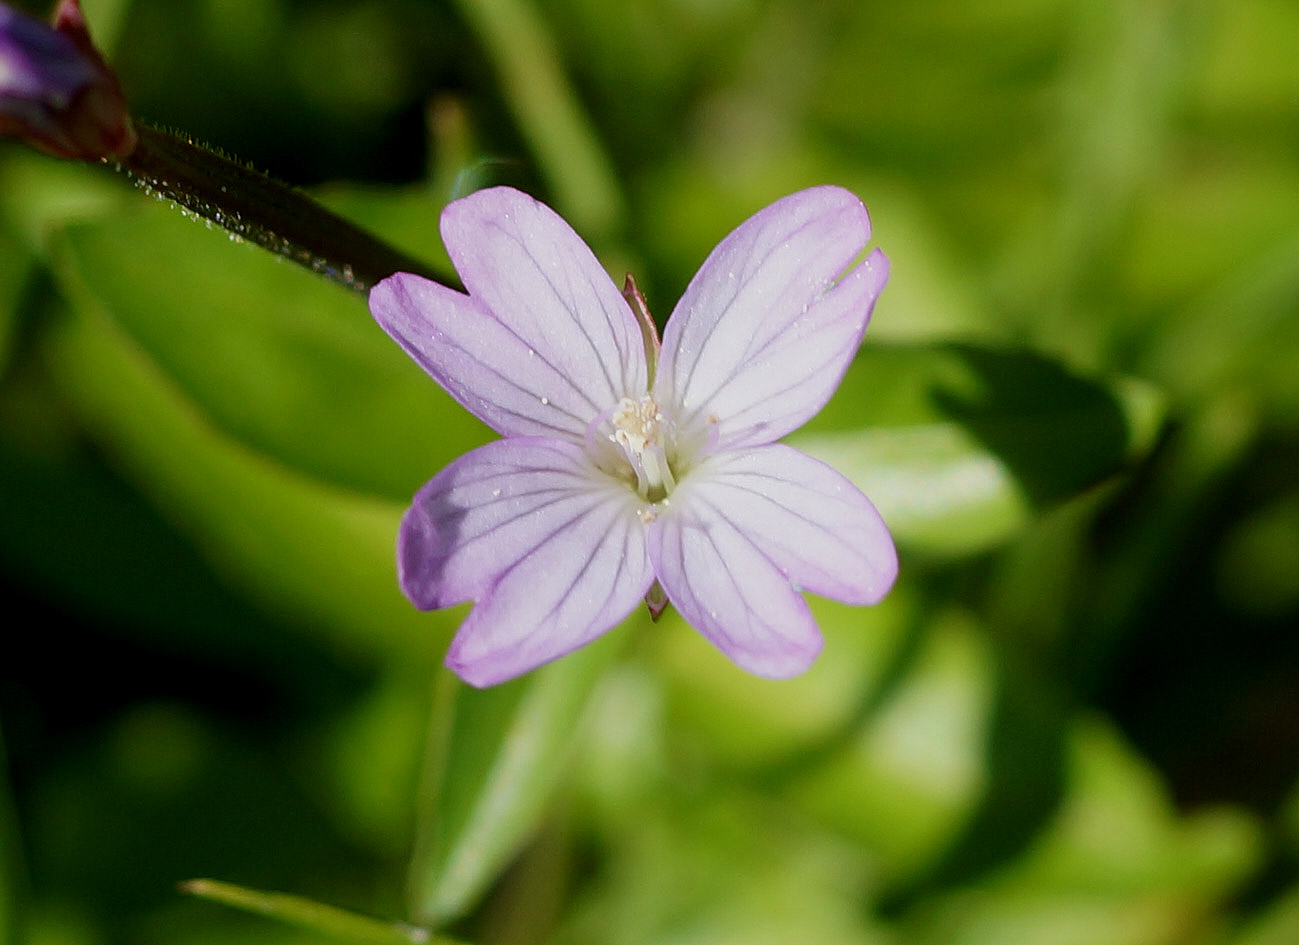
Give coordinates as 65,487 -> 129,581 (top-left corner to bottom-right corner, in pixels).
610,395 -> 676,498
611,396 -> 660,453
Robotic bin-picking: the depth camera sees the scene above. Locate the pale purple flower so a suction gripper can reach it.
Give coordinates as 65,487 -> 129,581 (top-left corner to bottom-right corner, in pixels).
370,185 -> 896,687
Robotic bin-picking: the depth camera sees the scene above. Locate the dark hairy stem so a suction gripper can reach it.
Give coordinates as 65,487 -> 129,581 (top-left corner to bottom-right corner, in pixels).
115,124 -> 456,295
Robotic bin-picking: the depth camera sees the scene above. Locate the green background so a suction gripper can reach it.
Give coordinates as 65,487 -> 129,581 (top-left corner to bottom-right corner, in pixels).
2,0 -> 1298,943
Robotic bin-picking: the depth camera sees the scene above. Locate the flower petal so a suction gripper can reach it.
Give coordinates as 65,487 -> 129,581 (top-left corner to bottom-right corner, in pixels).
655,186 -> 888,451
649,505 -> 818,678
369,187 -> 649,441
696,444 -> 895,601
398,437 -> 654,687
648,444 -> 896,678
459,187 -> 653,433
370,272 -> 576,439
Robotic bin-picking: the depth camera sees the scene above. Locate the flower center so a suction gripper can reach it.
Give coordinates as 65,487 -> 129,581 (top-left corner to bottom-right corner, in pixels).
610,394 -> 676,502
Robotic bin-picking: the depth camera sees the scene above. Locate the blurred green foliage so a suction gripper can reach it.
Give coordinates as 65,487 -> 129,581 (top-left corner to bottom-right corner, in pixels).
2,0 -> 1298,943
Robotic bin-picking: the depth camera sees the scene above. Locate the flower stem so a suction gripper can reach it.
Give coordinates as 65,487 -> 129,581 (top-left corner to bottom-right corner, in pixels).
115,124 -> 456,295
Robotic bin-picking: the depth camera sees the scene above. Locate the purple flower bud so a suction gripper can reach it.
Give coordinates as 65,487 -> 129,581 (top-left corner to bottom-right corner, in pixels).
1,0 -> 135,160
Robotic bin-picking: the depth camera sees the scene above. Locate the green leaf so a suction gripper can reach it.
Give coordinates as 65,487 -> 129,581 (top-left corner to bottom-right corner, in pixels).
408,636 -> 623,925
41,254 -> 447,663
791,343 -> 1166,556
651,590 -> 917,771
1230,885 -> 1299,945
0,729 -> 23,945
0,221 -> 32,376
0,152 -> 130,254
182,878 -> 456,945
1143,230 -> 1299,424
51,198 -> 487,502
905,720 -> 1261,945
787,610 -> 995,885
452,0 -> 623,238
1216,487 -> 1299,619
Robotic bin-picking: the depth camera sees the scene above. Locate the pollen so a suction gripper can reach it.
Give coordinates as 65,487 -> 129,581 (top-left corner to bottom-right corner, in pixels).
610,395 -> 676,500
611,395 -> 663,456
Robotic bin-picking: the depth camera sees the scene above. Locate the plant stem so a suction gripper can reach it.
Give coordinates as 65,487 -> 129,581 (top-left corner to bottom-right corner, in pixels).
115,124 -> 454,295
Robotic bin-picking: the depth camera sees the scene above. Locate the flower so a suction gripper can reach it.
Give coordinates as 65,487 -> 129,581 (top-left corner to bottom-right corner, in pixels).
0,0 -> 135,160
370,185 -> 896,687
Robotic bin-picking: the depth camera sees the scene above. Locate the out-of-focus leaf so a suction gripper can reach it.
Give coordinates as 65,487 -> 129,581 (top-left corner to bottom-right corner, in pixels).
19,700 -> 386,940
311,672 -> 429,856
0,433 -> 345,674
182,879 -> 450,945
1280,776 -> 1299,857
791,343 -> 1166,556
815,1 -> 1063,166
555,786 -> 889,945
51,198 -> 487,503
0,729 -> 22,945
0,222 -> 32,375
0,152 -> 130,253
1215,488 -> 1299,618
787,610 -> 994,886
905,647 -> 1070,899
407,636 -> 623,926
452,0 -> 624,239
1143,231 -> 1299,424
1194,0 -> 1299,123
651,591 -> 917,771
1230,885 -> 1299,945
571,663 -> 666,825
906,719 -> 1261,945
77,0 -> 132,55
1012,720 -> 1261,895
1123,158 -> 1299,314
854,180 -> 998,345
40,272 -> 444,662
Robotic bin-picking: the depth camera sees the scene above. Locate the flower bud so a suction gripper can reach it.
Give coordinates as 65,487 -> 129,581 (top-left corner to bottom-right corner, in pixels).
0,0 -> 135,160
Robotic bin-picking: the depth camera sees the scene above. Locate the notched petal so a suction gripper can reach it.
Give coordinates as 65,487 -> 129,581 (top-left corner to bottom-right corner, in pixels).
648,442 -> 896,678
371,271 -> 599,441
684,444 -> 897,606
397,437 -> 654,687
440,187 -> 648,411
656,187 -> 888,451
649,495 -> 823,680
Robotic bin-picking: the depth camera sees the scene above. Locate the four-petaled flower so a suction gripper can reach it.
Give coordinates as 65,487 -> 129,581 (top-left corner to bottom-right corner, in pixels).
370,185 -> 896,687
